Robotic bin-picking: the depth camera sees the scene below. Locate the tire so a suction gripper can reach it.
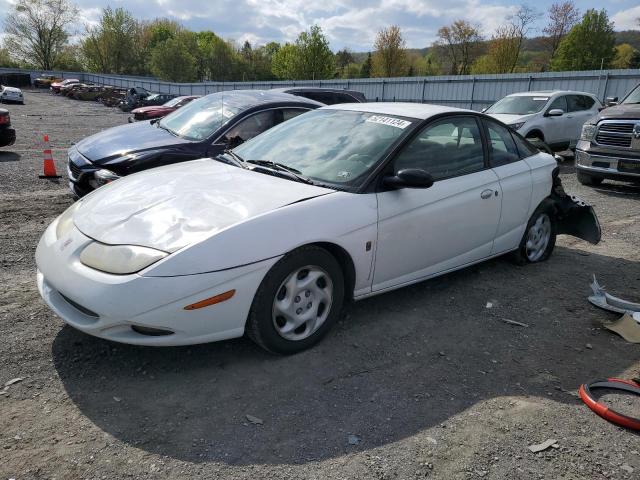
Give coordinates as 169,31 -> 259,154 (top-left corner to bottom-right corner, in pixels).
577,171 -> 603,186
246,245 -> 345,354
512,204 -> 557,265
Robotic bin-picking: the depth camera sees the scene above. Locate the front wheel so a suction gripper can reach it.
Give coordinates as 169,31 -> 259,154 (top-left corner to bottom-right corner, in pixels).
512,206 -> 557,265
246,246 -> 344,354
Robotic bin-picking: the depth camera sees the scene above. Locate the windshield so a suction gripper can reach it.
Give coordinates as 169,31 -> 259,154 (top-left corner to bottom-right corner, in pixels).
233,109 -> 415,186
622,85 -> 640,104
486,96 -> 549,115
163,97 -> 184,107
158,92 -> 249,141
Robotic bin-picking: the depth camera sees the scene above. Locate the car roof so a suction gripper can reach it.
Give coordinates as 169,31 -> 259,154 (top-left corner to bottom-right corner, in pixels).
322,102 -> 473,120
507,90 -> 597,97
272,86 -> 363,95
204,89 -> 325,107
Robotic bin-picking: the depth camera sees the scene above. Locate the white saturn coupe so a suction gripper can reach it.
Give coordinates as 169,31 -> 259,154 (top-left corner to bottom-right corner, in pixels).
36,103 -> 601,354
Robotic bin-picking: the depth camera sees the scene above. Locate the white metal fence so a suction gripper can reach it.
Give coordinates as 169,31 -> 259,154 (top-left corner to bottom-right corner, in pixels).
5,67 -> 639,111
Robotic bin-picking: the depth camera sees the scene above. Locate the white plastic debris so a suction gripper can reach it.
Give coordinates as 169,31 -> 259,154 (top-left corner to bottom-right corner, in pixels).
528,439 -> 558,453
588,275 -> 640,314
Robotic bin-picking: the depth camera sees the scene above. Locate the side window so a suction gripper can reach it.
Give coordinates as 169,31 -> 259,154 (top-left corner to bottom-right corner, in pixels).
393,116 -> 484,181
582,96 -> 595,109
548,96 -> 567,113
485,121 -> 520,167
511,132 -> 538,158
223,111 -> 275,147
272,108 -> 309,126
566,95 -> 588,112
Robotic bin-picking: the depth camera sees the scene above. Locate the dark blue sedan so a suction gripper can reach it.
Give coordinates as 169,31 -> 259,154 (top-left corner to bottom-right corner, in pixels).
67,90 -> 323,197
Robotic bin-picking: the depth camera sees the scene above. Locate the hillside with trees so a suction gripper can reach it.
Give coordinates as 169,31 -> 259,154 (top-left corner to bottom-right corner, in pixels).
1,0 -> 638,82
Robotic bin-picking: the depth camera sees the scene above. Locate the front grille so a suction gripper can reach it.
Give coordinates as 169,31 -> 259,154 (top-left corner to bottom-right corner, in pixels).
595,133 -> 632,148
59,293 -> 99,318
595,121 -> 636,148
68,159 -> 82,178
598,123 -> 634,134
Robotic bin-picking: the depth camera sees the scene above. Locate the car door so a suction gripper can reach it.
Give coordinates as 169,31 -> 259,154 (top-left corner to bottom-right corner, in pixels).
373,115 -> 502,292
543,95 -> 570,148
483,119 -> 533,253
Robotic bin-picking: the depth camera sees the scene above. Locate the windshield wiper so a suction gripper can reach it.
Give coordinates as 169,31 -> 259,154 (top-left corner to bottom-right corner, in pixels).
217,149 -> 247,168
156,122 -> 178,137
245,160 -> 314,184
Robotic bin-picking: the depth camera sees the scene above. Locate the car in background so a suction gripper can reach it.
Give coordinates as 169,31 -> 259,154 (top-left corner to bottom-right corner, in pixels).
272,87 -> 366,104
575,83 -> 640,186
61,83 -> 90,97
485,91 -> 601,152
138,93 -> 178,107
39,103 -> 600,353
33,74 -> 60,88
51,78 -> 80,94
0,85 -> 24,104
128,95 -> 200,123
67,90 -> 323,196
0,109 -> 16,147
118,86 -> 152,111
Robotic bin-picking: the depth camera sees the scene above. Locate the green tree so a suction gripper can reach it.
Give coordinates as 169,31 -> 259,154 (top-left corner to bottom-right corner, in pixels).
551,9 -> 615,71
271,26 -> 334,80
360,52 -> 372,78
4,0 -> 78,69
54,44 -> 83,71
81,7 -> 143,74
294,25 -> 334,79
372,25 -> 407,77
611,43 -> 639,69
150,32 -> 198,82
335,48 -> 354,76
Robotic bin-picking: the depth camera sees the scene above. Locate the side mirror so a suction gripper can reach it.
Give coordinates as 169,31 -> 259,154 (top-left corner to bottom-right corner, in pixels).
383,169 -> 434,189
546,108 -> 564,117
605,96 -> 618,107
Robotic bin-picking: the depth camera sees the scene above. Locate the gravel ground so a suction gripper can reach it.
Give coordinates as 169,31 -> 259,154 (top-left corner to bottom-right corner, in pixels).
1,91 -> 640,480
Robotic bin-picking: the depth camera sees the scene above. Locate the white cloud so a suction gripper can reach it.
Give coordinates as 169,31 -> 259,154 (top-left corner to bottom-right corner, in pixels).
612,6 -> 640,30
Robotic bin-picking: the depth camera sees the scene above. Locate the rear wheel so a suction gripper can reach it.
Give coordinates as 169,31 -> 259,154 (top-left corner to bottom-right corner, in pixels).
246,246 -> 344,354
512,205 -> 557,265
577,171 -> 603,186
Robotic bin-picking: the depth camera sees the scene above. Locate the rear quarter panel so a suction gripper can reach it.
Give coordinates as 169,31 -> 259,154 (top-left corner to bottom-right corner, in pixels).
524,152 -> 555,215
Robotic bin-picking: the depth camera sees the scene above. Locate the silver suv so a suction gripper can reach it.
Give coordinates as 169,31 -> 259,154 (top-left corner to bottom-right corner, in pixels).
486,90 -> 601,151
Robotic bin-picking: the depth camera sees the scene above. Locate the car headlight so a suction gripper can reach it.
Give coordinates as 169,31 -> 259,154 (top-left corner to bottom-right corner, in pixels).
581,124 -> 597,142
55,201 -> 82,239
80,242 -> 168,274
94,169 -> 121,187
509,122 -> 525,131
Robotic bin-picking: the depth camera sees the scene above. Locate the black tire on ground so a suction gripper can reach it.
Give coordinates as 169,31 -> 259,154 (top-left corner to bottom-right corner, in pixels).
246,245 -> 345,355
577,171 -> 604,186
511,204 -> 557,265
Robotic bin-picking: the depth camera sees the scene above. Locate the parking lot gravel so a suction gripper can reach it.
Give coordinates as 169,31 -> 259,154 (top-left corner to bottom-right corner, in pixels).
1,91 -> 640,479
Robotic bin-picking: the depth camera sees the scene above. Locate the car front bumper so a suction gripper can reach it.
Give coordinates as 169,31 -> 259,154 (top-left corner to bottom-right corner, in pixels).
575,147 -> 640,182
1,93 -> 23,103
36,219 -> 278,346
0,127 -> 16,147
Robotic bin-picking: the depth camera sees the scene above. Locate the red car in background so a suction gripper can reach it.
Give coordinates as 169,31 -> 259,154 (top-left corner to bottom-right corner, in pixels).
50,78 -> 80,94
128,95 -> 200,123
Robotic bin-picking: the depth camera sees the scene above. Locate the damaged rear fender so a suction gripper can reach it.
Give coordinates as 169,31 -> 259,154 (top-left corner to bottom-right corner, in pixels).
540,168 -> 601,245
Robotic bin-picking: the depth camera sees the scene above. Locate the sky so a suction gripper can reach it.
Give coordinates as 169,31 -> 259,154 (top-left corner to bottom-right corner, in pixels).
1,0 -> 639,51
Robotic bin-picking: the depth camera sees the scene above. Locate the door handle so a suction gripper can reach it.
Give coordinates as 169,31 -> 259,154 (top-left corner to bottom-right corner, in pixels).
480,189 -> 493,199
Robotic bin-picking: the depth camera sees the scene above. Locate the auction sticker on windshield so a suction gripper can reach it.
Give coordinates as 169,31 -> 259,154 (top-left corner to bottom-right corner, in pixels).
366,115 -> 411,129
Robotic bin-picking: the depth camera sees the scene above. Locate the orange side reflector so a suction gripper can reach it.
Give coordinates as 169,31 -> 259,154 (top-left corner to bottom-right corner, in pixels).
183,290 -> 235,310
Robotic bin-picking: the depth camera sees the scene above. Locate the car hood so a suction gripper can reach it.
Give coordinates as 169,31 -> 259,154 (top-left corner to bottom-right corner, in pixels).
594,103 -> 640,121
73,159 -> 334,253
75,121 -> 191,163
486,113 -> 534,126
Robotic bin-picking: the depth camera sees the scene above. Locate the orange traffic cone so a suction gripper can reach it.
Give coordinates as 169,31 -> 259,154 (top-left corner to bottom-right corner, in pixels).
39,134 -> 61,179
